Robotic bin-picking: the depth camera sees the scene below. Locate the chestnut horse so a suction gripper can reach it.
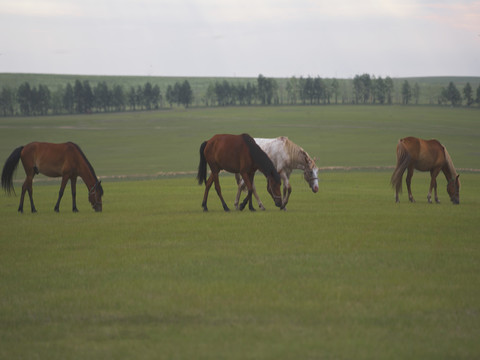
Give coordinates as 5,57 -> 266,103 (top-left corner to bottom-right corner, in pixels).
390,137 -> 460,204
2,142 -> 103,213
197,134 -> 282,212
234,137 -> 319,210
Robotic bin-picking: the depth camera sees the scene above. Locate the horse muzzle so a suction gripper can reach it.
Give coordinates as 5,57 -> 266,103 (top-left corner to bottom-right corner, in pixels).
312,184 -> 319,193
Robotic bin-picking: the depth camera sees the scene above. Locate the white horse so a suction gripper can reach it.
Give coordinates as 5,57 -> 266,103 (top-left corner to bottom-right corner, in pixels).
234,137 -> 319,210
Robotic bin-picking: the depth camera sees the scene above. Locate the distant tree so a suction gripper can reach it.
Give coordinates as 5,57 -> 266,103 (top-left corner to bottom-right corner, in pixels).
401,80 -> 412,105
166,85 -> 175,107
83,81 -> 94,113
353,74 -> 371,103
476,84 -> 480,105
374,77 -> 386,104
313,77 -> 325,104
94,82 -> 110,112
385,77 -> 394,104
245,82 -> 256,105
37,84 -> 51,115
135,85 -> 143,110
128,86 -> 137,110
413,82 -> 420,105
51,87 -> 64,115
152,84 -> 161,109
143,82 -> 153,110
463,82 -> 474,106
73,80 -> 85,113
0,86 -> 15,116
63,83 -> 74,113
257,74 -> 275,105
304,77 -> 314,104
331,79 -> 340,104
215,80 -> 230,106
445,82 -> 462,106
179,80 -> 193,108
112,85 -> 125,111
204,83 -> 216,106
17,82 -> 32,115
286,77 -> 298,104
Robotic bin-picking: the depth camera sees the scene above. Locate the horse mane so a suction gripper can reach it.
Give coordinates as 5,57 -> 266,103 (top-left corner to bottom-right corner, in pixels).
442,145 -> 458,179
282,137 -> 315,170
241,134 -> 280,183
69,142 -> 102,190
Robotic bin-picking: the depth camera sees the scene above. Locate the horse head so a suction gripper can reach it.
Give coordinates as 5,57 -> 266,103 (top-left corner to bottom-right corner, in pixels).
447,175 -> 460,205
266,172 -> 282,208
303,166 -> 319,193
303,156 -> 319,193
89,181 -> 104,212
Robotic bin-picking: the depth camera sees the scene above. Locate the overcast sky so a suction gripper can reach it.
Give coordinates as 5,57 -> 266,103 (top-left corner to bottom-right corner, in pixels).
1,0 -> 479,78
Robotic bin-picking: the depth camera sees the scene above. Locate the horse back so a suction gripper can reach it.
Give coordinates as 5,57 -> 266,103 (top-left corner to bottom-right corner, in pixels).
21,142 -> 81,177
400,137 -> 445,171
204,134 -> 252,173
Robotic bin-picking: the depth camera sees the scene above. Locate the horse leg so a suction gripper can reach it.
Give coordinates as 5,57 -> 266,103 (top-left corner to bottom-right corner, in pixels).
281,174 -> 291,210
406,166 -> 415,203
239,173 -> 255,211
428,169 -> 441,203
71,177 -> 79,212
54,175 -> 70,212
18,175 -> 34,213
234,181 -> 245,210
201,173 -> 215,211
212,172 -> 230,212
251,180 -> 265,210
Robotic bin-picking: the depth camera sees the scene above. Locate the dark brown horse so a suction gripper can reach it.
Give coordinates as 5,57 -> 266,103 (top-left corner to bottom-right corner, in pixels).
391,137 -> 460,204
197,134 -> 282,212
2,142 -> 103,213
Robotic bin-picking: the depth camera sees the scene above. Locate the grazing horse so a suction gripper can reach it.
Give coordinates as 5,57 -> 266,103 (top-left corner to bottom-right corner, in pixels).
1,142 -> 104,213
197,134 -> 282,212
234,137 -> 319,210
390,136 -> 460,204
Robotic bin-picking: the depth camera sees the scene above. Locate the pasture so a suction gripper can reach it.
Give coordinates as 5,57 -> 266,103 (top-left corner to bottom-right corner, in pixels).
1,106 -> 480,359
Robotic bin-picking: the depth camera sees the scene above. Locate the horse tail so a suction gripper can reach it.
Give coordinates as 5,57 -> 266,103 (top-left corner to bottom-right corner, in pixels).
390,139 -> 410,194
1,146 -> 24,195
197,141 -> 208,185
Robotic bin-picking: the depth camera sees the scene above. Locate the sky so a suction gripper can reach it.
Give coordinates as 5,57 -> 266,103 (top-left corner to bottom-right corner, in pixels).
0,0 -> 479,78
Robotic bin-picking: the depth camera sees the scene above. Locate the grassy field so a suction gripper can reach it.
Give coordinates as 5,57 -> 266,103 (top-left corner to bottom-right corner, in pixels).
1,106 -> 479,359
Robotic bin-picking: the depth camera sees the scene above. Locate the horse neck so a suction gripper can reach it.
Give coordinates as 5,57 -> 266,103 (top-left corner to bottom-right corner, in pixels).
286,141 -> 311,171
442,147 -> 457,181
77,156 -> 98,189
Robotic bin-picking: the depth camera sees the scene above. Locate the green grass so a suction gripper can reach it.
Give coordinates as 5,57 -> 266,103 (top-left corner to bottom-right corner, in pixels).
1,173 -> 479,359
1,106 -> 479,179
1,106 -> 480,359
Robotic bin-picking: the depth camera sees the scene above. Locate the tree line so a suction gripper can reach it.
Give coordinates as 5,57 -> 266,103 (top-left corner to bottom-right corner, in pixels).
0,79 -> 194,116
1,74 -> 479,117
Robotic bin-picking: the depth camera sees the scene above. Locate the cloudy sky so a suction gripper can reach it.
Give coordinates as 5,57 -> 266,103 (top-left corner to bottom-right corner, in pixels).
1,0 -> 479,78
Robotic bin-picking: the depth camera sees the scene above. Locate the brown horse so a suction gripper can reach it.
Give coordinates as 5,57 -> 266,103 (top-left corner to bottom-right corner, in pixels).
197,134 -> 282,212
2,142 -> 103,213
390,137 -> 460,204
